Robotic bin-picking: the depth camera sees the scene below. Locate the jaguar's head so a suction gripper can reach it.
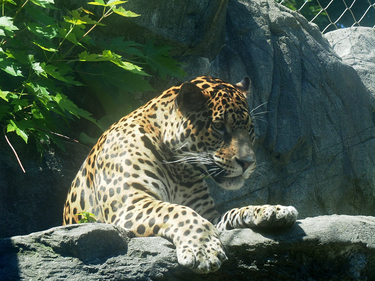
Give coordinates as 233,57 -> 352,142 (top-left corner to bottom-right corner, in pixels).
166,76 -> 256,190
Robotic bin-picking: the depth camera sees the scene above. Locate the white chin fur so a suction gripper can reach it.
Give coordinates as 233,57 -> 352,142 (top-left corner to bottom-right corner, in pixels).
216,176 -> 245,190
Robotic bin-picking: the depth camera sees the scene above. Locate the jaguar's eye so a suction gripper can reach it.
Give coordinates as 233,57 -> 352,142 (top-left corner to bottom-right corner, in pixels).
213,121 -> 226,133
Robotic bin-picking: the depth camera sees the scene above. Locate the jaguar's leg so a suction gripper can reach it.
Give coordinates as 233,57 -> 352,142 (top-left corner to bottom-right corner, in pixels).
116,195 -> 228,274
215,205 -> 298,231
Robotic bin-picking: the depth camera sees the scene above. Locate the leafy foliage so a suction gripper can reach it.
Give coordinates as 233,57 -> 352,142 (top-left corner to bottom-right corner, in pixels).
78,211 -> 97,223
0,0 -> 185,154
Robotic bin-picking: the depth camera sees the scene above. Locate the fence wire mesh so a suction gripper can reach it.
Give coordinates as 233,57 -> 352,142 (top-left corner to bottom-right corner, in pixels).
276,0 -> 375,33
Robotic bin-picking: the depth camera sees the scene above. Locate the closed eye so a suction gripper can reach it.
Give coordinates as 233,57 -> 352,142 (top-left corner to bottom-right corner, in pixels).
213,121 -> 226,134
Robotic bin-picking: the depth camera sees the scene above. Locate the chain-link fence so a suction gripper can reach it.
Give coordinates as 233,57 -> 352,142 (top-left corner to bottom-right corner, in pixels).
276,0 -> 375,33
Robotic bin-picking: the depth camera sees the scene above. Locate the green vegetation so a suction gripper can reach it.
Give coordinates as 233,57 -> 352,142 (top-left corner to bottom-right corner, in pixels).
0,0 -> 185,159
78,211 -> 97,223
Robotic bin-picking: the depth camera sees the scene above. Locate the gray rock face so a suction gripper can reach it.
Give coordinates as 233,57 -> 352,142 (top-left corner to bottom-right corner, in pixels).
109,0 -> 228,59
1,216 -> 375,280
0,137 -> 89,239
325,27 -> 375,97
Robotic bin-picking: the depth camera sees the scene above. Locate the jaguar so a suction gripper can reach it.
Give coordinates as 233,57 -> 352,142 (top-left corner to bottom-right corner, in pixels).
63,76 -> 298,273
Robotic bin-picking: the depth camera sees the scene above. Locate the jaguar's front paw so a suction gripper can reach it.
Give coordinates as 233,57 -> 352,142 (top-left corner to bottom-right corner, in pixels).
175,227 -> 228,274
244,205 -> 298,228
274,205 -> 298,227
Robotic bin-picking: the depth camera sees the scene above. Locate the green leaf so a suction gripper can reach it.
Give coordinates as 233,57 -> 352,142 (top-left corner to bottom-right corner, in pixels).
11,98 -> 28,112
78,211 -> 97,223
105,50 -> 148,75
24,4 -> 55,26
3,0 -> 16,5
32,62 -> 45,76
107,0 -> 128,5
29,55 -> 46,77
42,63 -> 83,85
0,16 -> 18,36
0,90 -> 11,101
30,0 -> 55,9
52,93 -> 97,123
3,49 -> 29,65
88,0 -> 106,6
28,22 -> 59,39
7,120 -> 29,143
142,41 -> 186,79
79,50 -> 148,76
64,9 -> 105,26
87,0 -> 138,18
59,28 -> 81,47
111,58 -> 147,75
25,82 -> 52,104
32,40 -> 58,52
78,50 -> 110,62
112,6 -> 140,18
31,106 -> 44,119
104,38 -> 144,56
88,0 -> 127,6
0,58 -> 23,77
58,22 -> 90,47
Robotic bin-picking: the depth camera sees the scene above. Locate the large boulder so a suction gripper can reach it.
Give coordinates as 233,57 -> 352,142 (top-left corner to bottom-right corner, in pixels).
1,216 -> 375,280
325,27 -> 375,97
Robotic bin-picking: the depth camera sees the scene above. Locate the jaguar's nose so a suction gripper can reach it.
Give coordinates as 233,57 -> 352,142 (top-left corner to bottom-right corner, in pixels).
235,156 -> 256,172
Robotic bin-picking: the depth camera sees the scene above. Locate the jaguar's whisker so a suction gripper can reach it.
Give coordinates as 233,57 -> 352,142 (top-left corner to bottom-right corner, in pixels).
250,101 -> 267,114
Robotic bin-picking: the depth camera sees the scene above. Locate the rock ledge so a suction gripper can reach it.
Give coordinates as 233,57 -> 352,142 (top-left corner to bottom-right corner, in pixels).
1,215 -> 374,280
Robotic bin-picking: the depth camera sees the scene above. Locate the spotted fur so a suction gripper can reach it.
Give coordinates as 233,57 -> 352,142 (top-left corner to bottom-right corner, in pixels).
63,76 -> 298,273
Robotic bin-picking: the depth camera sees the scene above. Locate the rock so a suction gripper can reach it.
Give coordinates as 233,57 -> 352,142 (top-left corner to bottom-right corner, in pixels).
109,0 -> 228,59
0,135 -> 90,239
324,27 -> 375,97
1,215 -> 375,280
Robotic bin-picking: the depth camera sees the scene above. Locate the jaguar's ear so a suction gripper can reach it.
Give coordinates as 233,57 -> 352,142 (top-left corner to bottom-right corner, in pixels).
235,76 -> 251,98
175,82 -> 210,115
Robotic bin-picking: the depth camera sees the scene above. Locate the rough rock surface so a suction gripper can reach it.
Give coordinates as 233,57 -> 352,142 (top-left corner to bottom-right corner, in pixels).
325,27 -> 375,97
1,215 -> 375,280
0,136 -> 90,239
